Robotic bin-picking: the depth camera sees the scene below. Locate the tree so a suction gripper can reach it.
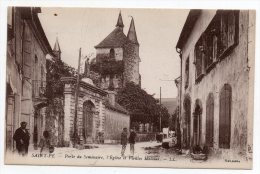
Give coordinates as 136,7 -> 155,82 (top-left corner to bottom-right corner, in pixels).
45,58 -> 76,101
116,82 -> 170,131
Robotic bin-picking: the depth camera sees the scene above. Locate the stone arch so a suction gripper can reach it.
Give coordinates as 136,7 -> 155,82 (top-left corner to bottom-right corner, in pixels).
82,100 -> 96,143
193,99 -> 203,146
183,94 -> 191,148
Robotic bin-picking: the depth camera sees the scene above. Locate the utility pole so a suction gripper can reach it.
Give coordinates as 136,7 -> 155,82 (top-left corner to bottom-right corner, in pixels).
73,47 -> 82,147
159,86 -> 162,132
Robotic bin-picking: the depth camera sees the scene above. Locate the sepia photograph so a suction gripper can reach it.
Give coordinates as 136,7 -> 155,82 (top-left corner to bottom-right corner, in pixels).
4,5 -> 255,170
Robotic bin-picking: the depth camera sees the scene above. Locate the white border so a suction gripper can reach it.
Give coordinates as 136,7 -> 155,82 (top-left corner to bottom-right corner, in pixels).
0,0 -> 259,174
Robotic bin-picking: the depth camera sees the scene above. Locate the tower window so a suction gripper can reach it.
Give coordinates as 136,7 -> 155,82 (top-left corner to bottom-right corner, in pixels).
109,49 -> 115,60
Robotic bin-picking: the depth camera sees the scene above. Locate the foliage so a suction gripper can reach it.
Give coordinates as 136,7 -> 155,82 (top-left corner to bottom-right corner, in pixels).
116,82 -> 170,131
45,58 -> 76,101
90,60 -> 124,75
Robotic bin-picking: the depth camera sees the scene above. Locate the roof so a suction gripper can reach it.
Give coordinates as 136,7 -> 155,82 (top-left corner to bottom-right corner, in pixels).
53,37 -> 61,52
95,27 -> 128,48
127,17 -> 139,45
116,11 -> 124,28
176,10 -> 201,50
105,100 -> 129,115
28,7 -> 54,57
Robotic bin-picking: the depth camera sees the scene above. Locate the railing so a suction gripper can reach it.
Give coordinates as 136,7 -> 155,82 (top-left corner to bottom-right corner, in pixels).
32,80 -> 46,98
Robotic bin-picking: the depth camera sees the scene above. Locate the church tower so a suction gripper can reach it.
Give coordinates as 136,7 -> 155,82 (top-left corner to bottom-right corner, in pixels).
53,37 -> 61,60
93,12 -> 141,91
123,17 -> 140,86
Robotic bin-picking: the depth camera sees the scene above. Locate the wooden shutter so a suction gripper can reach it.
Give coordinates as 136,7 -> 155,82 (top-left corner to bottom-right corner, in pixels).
206,94 -> 214,147
23,23 -> 32,79
220,12 -> 228,53
219,84 -> 231,148
227,11 -> 236,48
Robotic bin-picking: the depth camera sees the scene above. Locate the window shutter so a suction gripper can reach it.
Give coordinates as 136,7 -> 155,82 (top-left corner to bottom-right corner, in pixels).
220,13 -> 228,53
23,24 -> 32,79
227,11 -> 236,48
213,35 -> 218,62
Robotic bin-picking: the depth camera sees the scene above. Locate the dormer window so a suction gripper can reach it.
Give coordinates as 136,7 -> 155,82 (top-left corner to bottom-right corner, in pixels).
109,48 -> 115,60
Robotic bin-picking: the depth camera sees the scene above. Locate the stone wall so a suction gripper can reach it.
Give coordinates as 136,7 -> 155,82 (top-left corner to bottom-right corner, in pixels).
104,109 -> 130,144
96,48 -> 123,62
123,42 -> 140,86
63,82 -> 107,146
180,10 -> 254,159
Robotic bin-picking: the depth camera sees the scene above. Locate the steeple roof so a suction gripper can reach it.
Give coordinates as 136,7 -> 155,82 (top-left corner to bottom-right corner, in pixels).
53,37 -> 61,52
95,27 -> 128,48
116,11 -> 124,28
127,17 -> 139,45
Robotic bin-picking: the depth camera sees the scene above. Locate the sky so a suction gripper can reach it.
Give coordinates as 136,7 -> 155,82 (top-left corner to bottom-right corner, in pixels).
38,8 -> 189,98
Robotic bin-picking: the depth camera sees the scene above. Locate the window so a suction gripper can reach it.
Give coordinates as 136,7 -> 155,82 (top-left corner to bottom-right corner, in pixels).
194,10 -> 239,83
219,84 -> 232,149
218,10 -> 239,58
185,57 -> 189,88
206,93 -> 214,147
194,36 -> 204,81
109,49 -> 115,60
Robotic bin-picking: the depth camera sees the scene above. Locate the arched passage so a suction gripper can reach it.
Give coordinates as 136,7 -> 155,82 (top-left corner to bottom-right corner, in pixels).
193,99 -> 202,146
83,100 -> 95,143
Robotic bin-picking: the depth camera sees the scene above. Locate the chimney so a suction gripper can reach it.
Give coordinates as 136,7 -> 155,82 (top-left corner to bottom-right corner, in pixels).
106,90 -> 116,106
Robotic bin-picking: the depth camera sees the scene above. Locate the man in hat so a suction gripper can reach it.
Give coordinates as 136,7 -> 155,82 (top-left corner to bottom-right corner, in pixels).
13,122 -> 30,156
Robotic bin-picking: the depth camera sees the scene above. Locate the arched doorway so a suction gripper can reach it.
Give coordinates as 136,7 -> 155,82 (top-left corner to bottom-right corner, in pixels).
83,101 -> 95,143
193,99 -> 202,146
183,95 -> 191,149
219,84 -> 232,149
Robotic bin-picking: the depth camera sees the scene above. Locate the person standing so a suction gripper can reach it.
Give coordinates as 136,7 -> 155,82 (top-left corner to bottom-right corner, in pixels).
39,130 -> 53,154
121,128 -> 128,157
129,129 -> 137,155
13,122 -> 30,156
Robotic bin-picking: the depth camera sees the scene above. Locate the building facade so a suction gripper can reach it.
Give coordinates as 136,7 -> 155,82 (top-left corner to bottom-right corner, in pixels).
91,12 -> 141,91
61,76 -> 130,146
6,7 -> 53,152
176,10 -> 255,160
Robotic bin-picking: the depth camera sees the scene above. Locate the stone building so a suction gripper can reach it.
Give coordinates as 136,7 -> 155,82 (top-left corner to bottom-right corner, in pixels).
91,12 -> 141,91
176,10 -> 255,160
6,7 -> 53,151
60,46 -> 130,146
61,76 -> 130,146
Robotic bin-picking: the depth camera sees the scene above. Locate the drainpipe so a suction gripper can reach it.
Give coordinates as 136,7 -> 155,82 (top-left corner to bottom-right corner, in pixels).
176,47 -> 182,151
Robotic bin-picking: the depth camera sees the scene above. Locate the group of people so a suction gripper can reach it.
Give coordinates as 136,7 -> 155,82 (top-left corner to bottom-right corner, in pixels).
121,128 -> 137,156
13,121 -> 53,156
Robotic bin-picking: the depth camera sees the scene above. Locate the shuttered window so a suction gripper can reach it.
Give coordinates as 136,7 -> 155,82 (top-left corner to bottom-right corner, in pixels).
194,37 -> 204,80
206,93 -> 214,147
219,84 -> 232,149
185,57 -> 189,88
218,10 -> 239,58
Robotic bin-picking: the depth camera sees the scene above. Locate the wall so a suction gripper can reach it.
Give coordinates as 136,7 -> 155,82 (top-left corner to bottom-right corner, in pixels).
123,42 -> 140,86
63,82 -> 106,146
104,109 -> 130,143
96,48 -> 123,61
180,10 -> 253,159
6,8 -> 48,152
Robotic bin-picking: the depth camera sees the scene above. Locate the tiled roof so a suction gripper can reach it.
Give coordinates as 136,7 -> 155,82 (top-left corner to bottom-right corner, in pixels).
104,100 -> 129,115
95,27 -> 128,48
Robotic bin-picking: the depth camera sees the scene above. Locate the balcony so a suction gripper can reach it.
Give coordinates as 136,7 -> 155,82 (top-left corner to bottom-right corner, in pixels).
32,80 -> 46,99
